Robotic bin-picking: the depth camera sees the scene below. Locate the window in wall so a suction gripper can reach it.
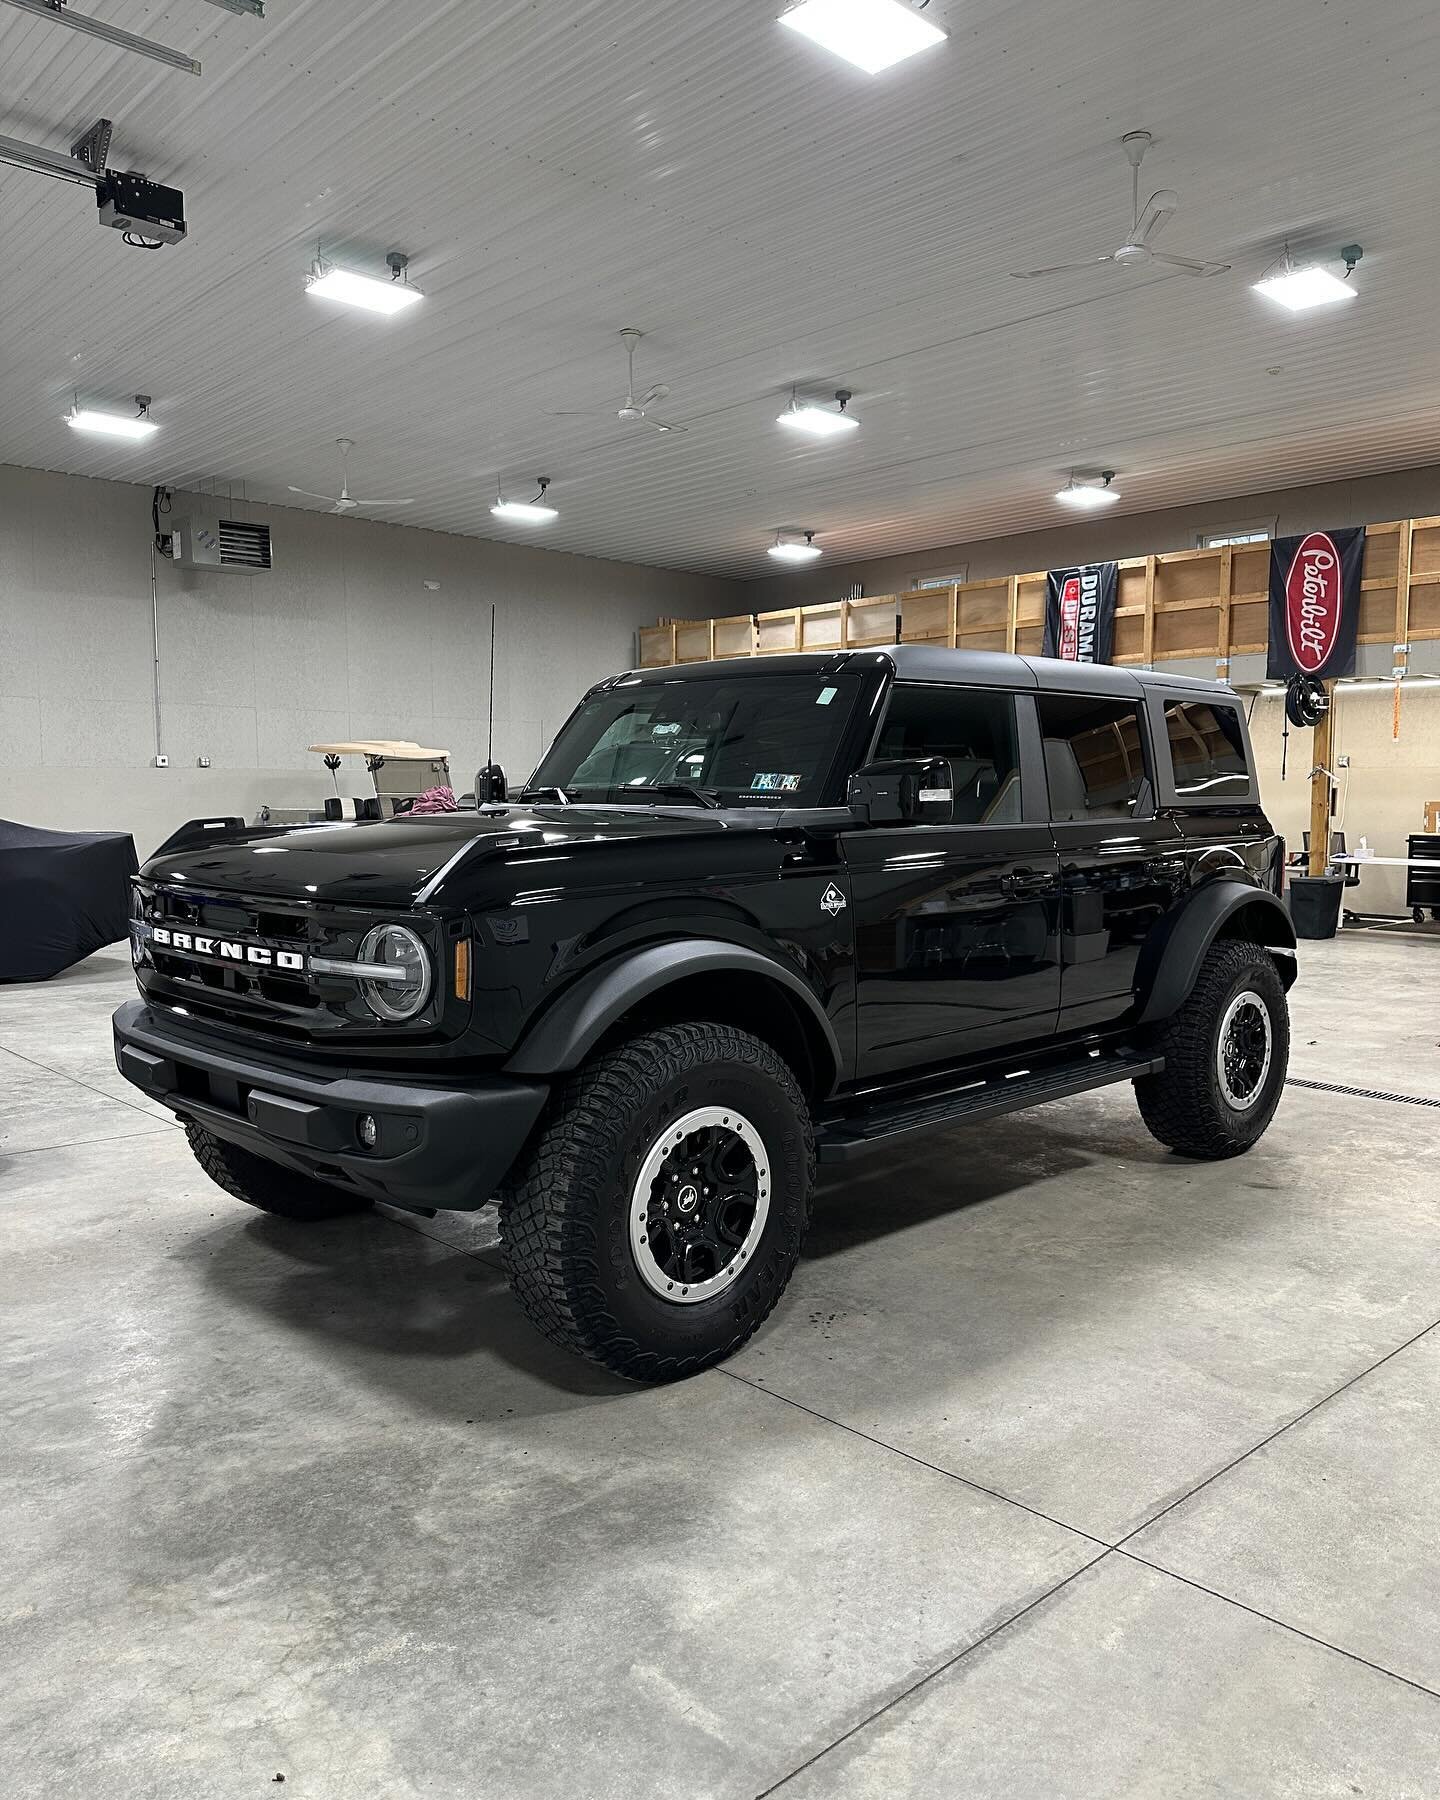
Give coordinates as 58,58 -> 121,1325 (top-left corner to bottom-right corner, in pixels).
1036,695 -> 1149,821
1196,520 -> 1276,549
1163,700 -> 1250,798
874,684 -> 1021,823
909,566 -> 970,589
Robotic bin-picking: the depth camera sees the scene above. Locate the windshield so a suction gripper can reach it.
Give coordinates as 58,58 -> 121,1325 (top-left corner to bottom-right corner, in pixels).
528,672 -> 865,807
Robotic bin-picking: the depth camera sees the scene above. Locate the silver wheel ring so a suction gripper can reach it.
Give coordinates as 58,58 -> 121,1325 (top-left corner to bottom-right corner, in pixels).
629,1105 -> 771,1306
1217,988 -> 1273,1111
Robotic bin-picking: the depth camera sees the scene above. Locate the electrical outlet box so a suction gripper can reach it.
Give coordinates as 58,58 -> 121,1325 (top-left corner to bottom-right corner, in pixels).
153,754 -> 169,768
1337,754 -> 1350,768
196,755 -> 211,769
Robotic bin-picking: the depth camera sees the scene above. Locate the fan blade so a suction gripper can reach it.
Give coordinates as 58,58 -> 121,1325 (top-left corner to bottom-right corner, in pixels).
289,487 -> 342,502
1010,255 -> 1118,279
645,418 -> 688,434
637,383 -> 670,407
546,409 -> 610,418
1132,189 -> 1178,246
1150,251 -> 1230,276
349,497 -> 415,507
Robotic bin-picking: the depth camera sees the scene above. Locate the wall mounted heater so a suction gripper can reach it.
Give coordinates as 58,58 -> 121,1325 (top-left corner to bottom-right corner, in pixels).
168,514 -> 273,572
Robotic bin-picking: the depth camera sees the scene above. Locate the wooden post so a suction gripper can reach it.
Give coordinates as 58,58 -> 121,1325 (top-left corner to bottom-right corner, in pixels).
1308,685 -> 1335,876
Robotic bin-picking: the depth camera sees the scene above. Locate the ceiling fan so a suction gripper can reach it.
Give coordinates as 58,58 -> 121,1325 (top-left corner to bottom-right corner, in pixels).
288,438 -> 415,513
1011,131 -> 1230,280
547,328 -> 688,434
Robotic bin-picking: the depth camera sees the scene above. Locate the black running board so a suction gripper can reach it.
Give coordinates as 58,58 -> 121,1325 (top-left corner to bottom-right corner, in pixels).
816,1050 -> 1164,1163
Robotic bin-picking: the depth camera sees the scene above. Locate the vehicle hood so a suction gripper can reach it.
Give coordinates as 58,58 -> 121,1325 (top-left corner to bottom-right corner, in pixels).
140,805 -> 783,907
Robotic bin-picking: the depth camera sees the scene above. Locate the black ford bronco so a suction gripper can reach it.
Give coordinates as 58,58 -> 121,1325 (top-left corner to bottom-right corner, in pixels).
114,648 -> 1295,1379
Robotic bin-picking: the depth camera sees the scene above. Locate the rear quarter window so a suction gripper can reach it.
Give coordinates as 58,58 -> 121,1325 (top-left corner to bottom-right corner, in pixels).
1162,700 -> 1251,799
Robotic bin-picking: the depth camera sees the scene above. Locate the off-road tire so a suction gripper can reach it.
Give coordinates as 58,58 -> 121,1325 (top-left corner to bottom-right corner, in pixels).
499,1023 -> 815,1381
1135,938 -> 1289,1159
185,1122 -> 372,1220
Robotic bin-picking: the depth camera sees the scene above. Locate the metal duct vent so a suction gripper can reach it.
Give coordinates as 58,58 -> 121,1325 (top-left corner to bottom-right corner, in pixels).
217,519 -> 272,569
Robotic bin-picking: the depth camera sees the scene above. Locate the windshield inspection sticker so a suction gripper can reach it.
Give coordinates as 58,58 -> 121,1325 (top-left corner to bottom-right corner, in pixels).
816,686 -> 838,705
751,772 -> 801,792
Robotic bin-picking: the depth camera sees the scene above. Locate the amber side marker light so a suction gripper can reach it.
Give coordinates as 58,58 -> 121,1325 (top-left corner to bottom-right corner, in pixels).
454,937 -> 471,1002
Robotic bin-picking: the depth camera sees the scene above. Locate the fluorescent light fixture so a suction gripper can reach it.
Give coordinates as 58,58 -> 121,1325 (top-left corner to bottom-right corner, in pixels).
492,476 -> 557,525
778,0 -> 947,74
305,256 -> 423,316
1252,263 -> 1356,313
769,531 -> 822,563
778,389 -> 860,437
1056,473 -> 1119,510
66,397 -> 158,440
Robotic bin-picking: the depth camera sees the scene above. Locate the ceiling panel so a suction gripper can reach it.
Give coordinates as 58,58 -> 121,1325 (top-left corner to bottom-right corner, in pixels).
2,0 -> 1438,578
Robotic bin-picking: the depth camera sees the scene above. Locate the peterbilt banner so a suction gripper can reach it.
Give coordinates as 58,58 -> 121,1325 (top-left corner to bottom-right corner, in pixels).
1266,527 -> 1362,681
1042,562 -> 1118,664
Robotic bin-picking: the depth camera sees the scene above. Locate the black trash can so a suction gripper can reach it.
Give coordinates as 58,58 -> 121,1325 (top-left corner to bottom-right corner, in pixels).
1288,874 -> 1345,940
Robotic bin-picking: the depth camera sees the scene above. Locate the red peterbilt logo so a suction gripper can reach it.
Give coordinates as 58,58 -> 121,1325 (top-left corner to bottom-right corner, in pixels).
1285,532 -> 1343,673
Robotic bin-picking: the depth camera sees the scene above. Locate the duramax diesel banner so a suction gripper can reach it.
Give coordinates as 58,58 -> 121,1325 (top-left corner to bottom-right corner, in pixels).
1266,527 -> 1363,680
1043,562 -> 1118,664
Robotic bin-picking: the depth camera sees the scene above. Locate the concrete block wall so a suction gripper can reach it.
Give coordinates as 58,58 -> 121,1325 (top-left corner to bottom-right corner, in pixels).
0,465 -> 736,856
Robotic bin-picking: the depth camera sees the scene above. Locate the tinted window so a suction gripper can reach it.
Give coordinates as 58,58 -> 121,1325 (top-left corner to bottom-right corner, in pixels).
1164,700 -> 1250,798
530,672 -> 863,807
1036,696 -> 1148,822
875,685 -> 1022,824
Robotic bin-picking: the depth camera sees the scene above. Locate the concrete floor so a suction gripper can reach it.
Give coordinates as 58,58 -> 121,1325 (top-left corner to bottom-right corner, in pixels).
3,933 -> 1439,1799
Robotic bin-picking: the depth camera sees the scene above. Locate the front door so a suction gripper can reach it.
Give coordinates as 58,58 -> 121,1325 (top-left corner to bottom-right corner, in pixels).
1035,691 -> 1188,1031
846,683 -> 1062,1078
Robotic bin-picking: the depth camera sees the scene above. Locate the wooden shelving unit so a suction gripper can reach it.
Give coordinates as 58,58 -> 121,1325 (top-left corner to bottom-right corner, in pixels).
638,516 -> 1440,675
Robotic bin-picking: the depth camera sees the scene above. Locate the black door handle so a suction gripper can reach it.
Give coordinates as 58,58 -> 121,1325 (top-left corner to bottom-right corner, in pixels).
1001,868 -> 1051,896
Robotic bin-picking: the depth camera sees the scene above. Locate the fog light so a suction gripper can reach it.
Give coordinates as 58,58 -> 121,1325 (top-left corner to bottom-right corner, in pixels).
357,1114 -> 379,1150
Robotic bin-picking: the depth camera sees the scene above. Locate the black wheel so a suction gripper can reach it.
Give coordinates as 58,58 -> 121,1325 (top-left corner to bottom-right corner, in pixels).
499,1022 -> 814,1381
1415,908 -> 1427,925
1135,939 -> 1289,1160
184,1122 -> 372,1221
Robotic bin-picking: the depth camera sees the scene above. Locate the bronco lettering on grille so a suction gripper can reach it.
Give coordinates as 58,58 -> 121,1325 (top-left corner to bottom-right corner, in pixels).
150,925 -> 306,972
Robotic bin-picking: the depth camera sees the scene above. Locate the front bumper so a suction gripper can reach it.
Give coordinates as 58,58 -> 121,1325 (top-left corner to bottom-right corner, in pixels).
113,999 -> 548,1212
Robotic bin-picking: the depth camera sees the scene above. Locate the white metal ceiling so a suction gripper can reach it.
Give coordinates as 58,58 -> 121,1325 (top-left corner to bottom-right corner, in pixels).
2,0 -> 1438,578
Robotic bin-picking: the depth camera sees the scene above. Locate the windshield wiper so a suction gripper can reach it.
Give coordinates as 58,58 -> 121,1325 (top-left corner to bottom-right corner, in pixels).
637,783 -> 723,809
520,784 -> 575,805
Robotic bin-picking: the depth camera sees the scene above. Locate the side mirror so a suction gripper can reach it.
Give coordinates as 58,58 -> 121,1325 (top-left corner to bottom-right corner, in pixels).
846,757 -> 953,825
476,763 -> 508,804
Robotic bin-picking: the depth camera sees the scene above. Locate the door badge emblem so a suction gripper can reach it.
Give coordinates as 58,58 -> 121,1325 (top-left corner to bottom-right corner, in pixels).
820,883 -> 847,917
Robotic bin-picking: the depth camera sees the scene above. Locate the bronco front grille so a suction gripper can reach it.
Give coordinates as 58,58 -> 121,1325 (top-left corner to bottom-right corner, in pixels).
136,886 -> 395,1039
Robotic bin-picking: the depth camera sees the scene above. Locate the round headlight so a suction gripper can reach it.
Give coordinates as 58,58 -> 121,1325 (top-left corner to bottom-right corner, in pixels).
358,924 -> 432,1023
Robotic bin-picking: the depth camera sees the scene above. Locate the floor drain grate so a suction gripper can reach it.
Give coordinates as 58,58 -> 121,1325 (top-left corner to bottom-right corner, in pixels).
1288,1077 -> 1440,1109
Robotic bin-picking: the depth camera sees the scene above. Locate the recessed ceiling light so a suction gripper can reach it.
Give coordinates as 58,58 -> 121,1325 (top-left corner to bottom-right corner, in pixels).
491,476 -> 558,525
778,0 -> 947,74
769,530 -> 822,562
306,250 -> 424,316
778,389 -> 860,437
66,395 -> 158,440
1056,472 -> 1120,510
1252,246 -> 1359,313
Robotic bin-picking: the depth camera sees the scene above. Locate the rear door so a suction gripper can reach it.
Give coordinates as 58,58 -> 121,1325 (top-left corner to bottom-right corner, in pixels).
845,683 -> 1062,1077
1036,691 -> 1188,1031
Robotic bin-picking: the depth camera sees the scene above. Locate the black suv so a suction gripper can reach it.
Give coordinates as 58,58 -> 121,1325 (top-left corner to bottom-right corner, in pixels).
114,649 -> 1295,1379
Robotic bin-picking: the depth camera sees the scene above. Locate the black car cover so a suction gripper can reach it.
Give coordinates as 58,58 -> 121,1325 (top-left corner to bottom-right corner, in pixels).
0,818 -> 138,981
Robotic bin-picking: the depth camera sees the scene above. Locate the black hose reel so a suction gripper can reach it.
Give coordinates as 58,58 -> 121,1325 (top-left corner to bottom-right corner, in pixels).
1284,676 -> 1331,729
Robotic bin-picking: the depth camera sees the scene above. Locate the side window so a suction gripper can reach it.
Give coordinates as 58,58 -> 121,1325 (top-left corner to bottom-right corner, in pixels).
1163,700 -> 1250,799
1036,695 -> 1149,822
875,685 -> 1022,824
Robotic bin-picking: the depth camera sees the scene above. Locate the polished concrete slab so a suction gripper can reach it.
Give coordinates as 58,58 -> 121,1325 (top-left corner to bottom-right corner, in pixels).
2,936 -> 1439,1797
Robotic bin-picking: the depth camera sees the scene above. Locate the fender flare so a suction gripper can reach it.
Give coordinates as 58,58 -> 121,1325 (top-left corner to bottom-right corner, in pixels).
503,939 -> 842,1090
1135,881 -> 1297,1027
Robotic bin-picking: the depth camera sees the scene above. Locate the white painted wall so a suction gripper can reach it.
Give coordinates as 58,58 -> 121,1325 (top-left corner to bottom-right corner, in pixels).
0,465 -> 736,856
